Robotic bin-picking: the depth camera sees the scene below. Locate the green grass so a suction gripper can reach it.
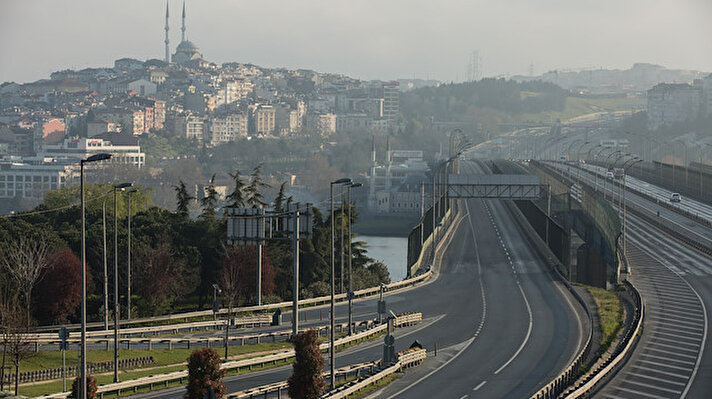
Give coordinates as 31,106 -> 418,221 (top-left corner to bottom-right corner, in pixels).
584,285 -> 624,351
18,326 -> 386,397
511,96 -> 646,124
347,373 -> 398,398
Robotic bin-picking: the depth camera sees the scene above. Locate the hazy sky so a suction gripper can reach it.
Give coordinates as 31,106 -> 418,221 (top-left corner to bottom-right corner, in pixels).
1,0 -> 711,84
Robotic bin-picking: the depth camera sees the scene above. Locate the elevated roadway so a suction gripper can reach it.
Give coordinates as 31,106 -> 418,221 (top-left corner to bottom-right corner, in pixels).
129,161 -> 588,399
544,161 -> 712,398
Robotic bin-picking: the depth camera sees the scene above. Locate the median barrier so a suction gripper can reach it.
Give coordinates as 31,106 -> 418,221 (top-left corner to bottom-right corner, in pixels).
561,281 -> 644,398
322,348 -> 427,399
227,361 -> 380,399
38,313 -> 422,398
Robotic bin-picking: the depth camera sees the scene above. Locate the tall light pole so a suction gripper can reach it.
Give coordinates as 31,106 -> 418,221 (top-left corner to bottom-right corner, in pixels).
112,182 -> 131,383
339,184 -> 345,294
330,177 -> 351,390
80,153 -> 112,399
102,197 -> 108,331
346,182 -> 362,336
126,188 -> 138,320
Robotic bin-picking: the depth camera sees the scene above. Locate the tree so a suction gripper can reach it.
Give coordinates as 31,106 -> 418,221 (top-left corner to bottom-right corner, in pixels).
226,170 -> 246,208
273,181 -> 288,213
200,175 -> 219,220
0,235 -> 51,321
245,164 -> 270,208
33,248 -> 83,323
174,180 -> 194,217
71,374 -> 98,399
134,242 -> 190,316
221,246 -> 276,302
184,348 -> 226,399
0,300 -> 33,396
287,329 -> 326,399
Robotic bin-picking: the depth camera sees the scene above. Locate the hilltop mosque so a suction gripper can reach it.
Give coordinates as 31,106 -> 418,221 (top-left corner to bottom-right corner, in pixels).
164,1 -> 203,66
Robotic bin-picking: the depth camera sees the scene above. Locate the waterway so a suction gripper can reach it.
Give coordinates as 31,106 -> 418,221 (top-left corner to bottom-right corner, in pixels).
358,235 -> 408,282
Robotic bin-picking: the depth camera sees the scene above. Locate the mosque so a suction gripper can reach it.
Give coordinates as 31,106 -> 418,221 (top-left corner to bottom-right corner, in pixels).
164,1 -> 203,66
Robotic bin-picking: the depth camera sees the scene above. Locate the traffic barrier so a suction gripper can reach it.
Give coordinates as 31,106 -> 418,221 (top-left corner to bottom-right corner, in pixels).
38,313 -> 422,398
322,348 -> 427,398
227,361 -> 379,398
3,357 -> 153,384
561,281 -> 644,398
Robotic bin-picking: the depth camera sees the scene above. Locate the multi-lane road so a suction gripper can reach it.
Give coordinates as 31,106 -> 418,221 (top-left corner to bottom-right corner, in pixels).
130,162 -> 589,398
546,161 -> 712,398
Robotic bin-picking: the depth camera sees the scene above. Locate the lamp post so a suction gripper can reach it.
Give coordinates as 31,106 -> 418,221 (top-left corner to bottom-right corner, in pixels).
80,153 -> 112,399
212,284 -> 221,321
126,188 -> 138,320
330,177 -> 351,390
112,182 -> 131,383
340,184 -> 345,294
621,158 -> 642,258
346,182 -> 362,336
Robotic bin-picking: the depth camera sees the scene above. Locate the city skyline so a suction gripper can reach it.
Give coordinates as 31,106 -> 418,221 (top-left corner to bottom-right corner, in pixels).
1,0 -> 711,84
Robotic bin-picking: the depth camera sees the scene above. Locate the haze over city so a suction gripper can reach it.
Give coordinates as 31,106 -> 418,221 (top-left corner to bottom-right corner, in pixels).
2,0 -> 711,84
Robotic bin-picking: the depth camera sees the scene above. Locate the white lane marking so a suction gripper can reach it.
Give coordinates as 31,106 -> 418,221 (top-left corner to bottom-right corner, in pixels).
459,395 -> 468,399
623,379 -> 682,394
615,385 -> 677,398
384,200 -> 487,399
473,381 -> 487,391
640,353 -> 695,366
646,347 -> 697,359
494,281 -> 533,375
626,371 -> 687,386
633,364 -> 691,380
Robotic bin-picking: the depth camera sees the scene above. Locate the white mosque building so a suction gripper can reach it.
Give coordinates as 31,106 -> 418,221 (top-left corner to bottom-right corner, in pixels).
164,1 -> 203,66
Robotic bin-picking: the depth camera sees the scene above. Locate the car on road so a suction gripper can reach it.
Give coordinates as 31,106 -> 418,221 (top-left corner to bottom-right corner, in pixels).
670,193 -> 682,202
605,171 -> 614,179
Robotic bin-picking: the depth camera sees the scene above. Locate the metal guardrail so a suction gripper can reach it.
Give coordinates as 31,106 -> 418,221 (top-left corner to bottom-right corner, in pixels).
323,348 -> 427,399
562,281 -> 644,398
38,313 -> 422,399
26,316 -> 272,343
34,270 -> 432,335
227,361 -> 380,399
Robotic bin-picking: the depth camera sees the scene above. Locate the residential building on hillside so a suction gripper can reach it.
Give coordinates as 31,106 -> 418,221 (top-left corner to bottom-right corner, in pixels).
306,112 -> 336,136
252,104 -> 276,136
647,83 -> 702,129
209,113 -> 248,146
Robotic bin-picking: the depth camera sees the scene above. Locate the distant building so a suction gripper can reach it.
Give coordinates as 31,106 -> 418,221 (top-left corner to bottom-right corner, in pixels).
87,120 -> 120,137
171,1 -> 203,66
0,157 -> 79,201
703,74 -> 712,117
306,112 -> 336,136
252,104 -> 276,136
647,83 -> 702,130
209,113 -> 248,146
368,136 -> 429,212
40,136 -> 145,168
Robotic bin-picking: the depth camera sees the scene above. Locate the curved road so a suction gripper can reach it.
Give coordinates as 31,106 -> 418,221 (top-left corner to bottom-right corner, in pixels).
130,162 -> 588,399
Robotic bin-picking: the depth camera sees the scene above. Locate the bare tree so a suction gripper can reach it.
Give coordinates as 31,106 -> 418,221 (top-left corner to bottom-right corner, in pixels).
0,299 -> 33,396
0,235 -> 50,321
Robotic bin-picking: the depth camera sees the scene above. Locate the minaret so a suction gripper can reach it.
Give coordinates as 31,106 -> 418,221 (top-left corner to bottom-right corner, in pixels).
385,136 -> 392,191
164,1 -> 170,63
181,0 -> 186,42
369,135 -> 377,209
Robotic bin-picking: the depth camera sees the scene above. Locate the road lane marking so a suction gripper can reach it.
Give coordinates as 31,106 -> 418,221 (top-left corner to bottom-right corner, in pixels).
383,200 -> 487,399
473,381 -> 487,391
626,371 -> 686,386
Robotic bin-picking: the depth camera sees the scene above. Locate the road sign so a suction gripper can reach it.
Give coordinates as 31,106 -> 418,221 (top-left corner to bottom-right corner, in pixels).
58,326 -> 69,350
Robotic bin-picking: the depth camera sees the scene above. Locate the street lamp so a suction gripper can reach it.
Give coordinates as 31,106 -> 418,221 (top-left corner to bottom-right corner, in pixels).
80,153 -> 112,399
346,182 -> 362,336
112,182 -> 132,383
126,188 -> 138,320
212,283 -> 221,321
330,177 -> 351,390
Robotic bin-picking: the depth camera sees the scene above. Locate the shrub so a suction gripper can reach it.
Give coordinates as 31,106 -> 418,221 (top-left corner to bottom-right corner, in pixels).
184,348 -> 226,399
71,374 -> 98,399
288,330 -> 326,399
